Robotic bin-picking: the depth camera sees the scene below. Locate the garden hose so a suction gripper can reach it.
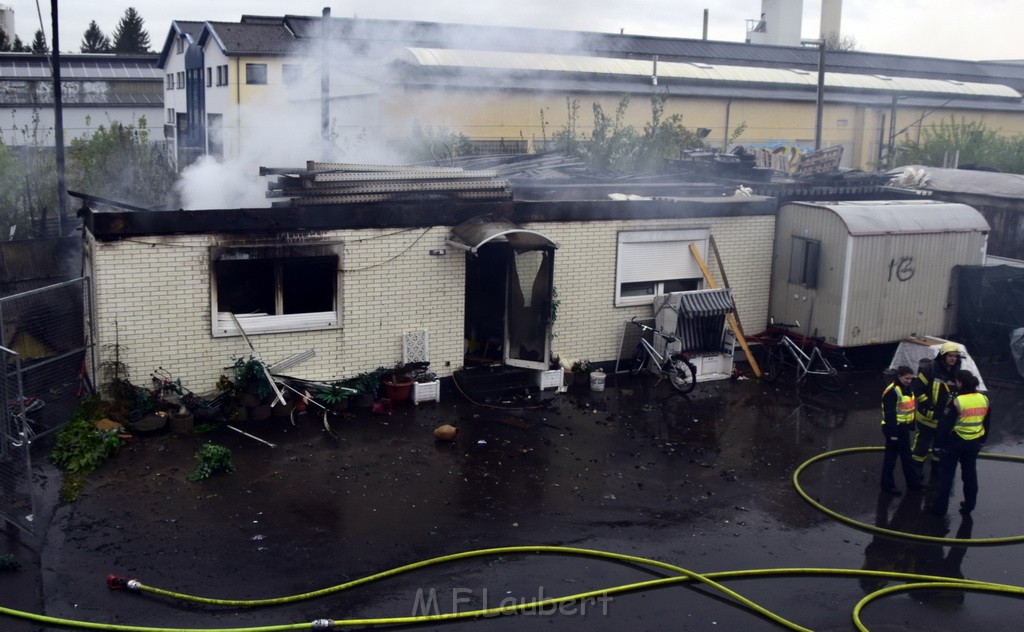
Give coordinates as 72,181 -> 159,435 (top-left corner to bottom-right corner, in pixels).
793,446 -> 1024,545
2,545 -> 1024,631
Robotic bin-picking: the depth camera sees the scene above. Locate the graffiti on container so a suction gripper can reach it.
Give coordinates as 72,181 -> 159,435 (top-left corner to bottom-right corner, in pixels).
749,141 -> 814,173
888,257 -> 915,282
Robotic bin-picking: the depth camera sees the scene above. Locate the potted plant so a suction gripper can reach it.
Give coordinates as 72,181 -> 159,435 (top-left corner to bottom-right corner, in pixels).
316,382 -> 352,412
570,359 -> 594,385
381,362 -> 414,402
343,368 -> 386,408
412,369 -> 441,405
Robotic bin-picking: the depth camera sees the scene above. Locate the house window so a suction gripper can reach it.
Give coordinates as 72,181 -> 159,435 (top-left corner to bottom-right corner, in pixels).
282,63 -> 302,86
210,245 -> 342,336
788,236 -> 820,288
176,71 -> 185,89
615,229 -> 709,306
165,74 -> 173,89
166,108 -> 174,124
216,65 -> 228,86
206,67 -> 212,87
176,37 -> 184,54
245,63 -> 268,85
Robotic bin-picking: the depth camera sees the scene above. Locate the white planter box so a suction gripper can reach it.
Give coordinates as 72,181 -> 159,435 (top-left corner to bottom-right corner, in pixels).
412,379 -> 441,405
534,368 -> 564,390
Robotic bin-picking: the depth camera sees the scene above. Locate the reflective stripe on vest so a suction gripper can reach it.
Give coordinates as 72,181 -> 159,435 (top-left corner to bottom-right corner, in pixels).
953,392 -> 988,441
882,383 -> 916,425
914,372 -> 947,427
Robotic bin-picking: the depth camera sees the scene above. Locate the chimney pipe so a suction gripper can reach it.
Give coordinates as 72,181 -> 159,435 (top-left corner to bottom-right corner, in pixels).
702,9 -> 709,40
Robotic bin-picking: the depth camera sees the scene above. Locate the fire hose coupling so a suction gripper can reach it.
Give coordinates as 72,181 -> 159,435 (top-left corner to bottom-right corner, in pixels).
106,574 -> 142,590
310,620 -> 335,630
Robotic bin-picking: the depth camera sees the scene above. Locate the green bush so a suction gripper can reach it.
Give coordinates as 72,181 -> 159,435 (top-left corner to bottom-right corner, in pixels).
188,443 -> 234,482
49,396 -> 122,475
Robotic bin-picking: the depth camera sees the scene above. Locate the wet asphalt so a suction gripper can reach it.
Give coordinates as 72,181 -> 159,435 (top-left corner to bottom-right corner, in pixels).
3,361 -> 1024,631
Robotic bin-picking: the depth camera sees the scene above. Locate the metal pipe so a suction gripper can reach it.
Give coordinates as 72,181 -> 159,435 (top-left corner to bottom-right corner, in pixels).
703,9 -> 709,40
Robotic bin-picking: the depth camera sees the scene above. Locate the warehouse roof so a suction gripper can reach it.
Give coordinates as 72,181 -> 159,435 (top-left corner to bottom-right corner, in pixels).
390,48 -> 1022,101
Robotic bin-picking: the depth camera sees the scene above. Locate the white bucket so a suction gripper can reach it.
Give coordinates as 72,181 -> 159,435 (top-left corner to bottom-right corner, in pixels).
590,371 -> 606,392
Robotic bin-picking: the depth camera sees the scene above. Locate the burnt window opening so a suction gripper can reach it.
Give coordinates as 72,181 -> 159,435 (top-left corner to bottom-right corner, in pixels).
788,236 -> 820,289
211,248 -> 341,336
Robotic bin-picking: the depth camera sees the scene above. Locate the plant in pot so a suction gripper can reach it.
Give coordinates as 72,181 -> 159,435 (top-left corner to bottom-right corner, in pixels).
343,369 -> 385,408
316,382 -> 352,413
381,362 -> 414,402
570,359 -> 594,385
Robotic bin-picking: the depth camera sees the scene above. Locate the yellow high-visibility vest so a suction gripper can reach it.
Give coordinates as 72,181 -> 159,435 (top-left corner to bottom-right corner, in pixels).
952,392 -> 988,441
882,383 -> 916,425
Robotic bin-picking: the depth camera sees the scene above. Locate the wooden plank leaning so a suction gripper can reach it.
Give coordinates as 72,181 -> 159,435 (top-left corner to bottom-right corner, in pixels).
688,243 -> 762,378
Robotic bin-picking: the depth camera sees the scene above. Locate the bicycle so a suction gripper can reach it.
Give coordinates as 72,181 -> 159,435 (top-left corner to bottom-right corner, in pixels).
757,321 -> 848,391
7,395 -> 43,448
627,317 -> 697,394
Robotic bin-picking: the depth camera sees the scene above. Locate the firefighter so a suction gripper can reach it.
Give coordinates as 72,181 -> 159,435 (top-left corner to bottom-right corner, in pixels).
880,365 -> 924,494
912,341 -> 962,479
929,370 -> 990,517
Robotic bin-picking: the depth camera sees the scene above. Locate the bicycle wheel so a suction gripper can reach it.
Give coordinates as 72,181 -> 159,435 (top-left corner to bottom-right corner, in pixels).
811,350 -> 847,391
760,345 -> 781,382
665,354 -> 697,394
629,346 -> 648,377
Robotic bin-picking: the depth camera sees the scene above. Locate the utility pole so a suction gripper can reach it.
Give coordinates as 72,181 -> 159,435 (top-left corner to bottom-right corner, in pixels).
51,0 -> 67,234
814,38 -> 825,150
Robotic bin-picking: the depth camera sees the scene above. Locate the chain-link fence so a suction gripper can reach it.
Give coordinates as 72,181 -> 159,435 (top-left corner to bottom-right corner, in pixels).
0,278 -> 92,534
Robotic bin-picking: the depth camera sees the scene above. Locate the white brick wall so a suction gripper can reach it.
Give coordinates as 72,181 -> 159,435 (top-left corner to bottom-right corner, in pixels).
526,216 -> 775,366
87,215 -> 773,394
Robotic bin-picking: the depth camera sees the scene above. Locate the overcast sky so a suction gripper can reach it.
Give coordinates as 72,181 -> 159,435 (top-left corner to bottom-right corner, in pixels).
4,1 -> 1023,62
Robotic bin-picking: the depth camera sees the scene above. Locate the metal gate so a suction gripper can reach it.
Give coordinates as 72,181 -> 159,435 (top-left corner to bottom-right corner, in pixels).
0,278 -> 92,534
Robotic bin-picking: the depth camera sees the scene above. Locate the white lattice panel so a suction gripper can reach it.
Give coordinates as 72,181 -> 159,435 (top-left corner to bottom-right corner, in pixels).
402,330 -> 430,364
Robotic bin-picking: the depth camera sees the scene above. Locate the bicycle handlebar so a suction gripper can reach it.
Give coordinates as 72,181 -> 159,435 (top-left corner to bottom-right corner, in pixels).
629,317 -> 676,342
769,318 -> 801,330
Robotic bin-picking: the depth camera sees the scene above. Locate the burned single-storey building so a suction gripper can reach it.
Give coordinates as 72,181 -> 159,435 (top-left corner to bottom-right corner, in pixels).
78,187 -> 778,394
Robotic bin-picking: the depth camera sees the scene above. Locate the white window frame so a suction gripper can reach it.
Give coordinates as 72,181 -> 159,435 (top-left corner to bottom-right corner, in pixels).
615,228 -> 709,307
166,108 -> 174,124
210,243 -> 343,337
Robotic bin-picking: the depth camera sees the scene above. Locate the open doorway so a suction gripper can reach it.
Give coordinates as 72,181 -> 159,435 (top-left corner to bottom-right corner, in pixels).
463,242 -> 555,371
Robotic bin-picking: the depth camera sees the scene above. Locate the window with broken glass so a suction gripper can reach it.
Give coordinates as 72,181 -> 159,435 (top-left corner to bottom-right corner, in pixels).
615,229 -> 708,306
210,246 -> 341,336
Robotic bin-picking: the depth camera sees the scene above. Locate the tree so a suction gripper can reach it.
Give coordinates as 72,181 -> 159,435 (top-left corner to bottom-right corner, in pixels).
81,21 -> 112,53
12,35 -> 29,52
30,29 -> 48,54
0,27 -> 10,52
896,117 -> 1024,174
67,117 -> 179,209
824,32 -> 858,52
0,139 -> 28,238
111,8 -> 151,54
